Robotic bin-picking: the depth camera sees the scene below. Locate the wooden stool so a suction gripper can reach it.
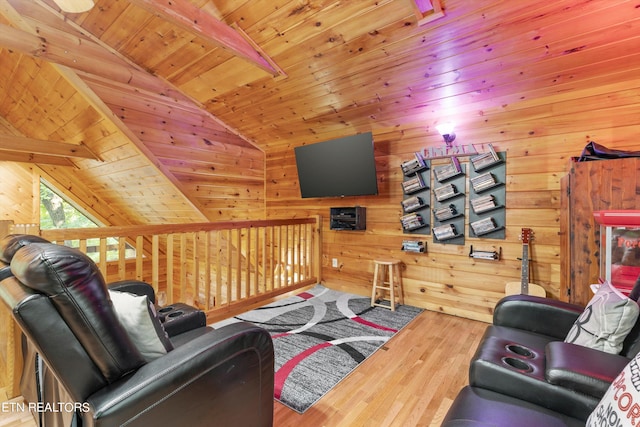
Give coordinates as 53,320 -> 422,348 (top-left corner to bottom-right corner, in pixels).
371,259 -> 404,311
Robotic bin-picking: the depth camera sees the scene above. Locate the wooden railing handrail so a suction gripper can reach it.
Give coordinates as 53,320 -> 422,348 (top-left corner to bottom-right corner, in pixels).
38,217 -> 322,310
1,217 -> 322,400
40,218 -> 317,240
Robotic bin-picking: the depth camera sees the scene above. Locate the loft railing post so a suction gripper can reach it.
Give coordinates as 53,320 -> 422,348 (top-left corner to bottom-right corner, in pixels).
0,221 -> 18,399
313,215 -> 322,283
203,231 -> 211,310
152,235 -> 160,297
215,230 -> 223,307
135,235 -> 144,281
235,228 -> 242,301
99,238 -> 107,278
245,227 -> 251,298
179,233 -> 187,303
166,234 -> 174,305
117,237 -> 126,280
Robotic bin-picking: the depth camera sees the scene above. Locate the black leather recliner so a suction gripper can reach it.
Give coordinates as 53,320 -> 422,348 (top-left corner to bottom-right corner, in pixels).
442,385 -> 585,426
442,294 -> 640,425
469,294 -> 639,419
0,236 -> 275,427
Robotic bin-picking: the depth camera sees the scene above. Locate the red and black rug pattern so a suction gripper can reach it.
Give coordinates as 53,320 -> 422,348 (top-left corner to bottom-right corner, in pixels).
212,285 -> 423,413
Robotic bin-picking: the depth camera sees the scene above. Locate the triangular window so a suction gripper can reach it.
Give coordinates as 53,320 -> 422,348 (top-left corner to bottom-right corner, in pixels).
40,179 -> 135,261
40,180 -> 98,230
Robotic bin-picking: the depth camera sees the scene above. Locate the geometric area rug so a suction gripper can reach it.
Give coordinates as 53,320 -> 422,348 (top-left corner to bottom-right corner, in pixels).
211,284 -> 423,413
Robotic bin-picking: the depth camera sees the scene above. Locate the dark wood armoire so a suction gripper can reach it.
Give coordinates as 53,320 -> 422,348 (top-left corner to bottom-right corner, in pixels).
560,157 -> 640,306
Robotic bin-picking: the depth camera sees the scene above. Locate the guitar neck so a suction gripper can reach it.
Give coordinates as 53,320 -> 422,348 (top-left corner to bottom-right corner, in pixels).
521,243 -> 529,294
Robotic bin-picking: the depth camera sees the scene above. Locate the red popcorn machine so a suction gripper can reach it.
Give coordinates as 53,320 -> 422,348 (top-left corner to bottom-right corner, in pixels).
593,210 -> 640,295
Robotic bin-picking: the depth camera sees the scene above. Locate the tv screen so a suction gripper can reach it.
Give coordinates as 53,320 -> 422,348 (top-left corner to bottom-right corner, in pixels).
294,132 -> 378,198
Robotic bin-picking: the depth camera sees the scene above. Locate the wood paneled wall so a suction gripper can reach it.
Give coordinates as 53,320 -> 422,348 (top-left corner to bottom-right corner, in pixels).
263,3 -> 640,322
2,0 -> 640,325
266,129 -> 639,323
0,163 -> 37,224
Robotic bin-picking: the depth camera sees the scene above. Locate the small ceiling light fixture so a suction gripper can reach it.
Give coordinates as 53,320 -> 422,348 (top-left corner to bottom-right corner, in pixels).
52,0 -> 95,13
435,122 -> 456,147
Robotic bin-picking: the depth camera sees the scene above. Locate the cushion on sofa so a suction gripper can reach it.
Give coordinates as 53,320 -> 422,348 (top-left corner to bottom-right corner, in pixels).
109,290 -> 173,361
586,350 -> 640,426
565,281 -> 639,354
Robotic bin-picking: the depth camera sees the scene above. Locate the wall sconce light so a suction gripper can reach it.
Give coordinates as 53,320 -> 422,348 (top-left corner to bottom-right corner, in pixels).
435,122 -> 456,147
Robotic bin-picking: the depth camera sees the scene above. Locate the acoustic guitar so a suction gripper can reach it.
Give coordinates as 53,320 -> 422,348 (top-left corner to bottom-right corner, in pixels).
505,228 -> 546,297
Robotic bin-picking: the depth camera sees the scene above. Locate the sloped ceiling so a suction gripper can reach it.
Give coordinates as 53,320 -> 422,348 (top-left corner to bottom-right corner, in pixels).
2,0 -> 442,224
0,0 -> 271,224
1,0 -> 438,225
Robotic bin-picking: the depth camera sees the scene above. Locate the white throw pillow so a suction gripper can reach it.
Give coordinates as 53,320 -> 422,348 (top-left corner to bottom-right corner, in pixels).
586,351 -> 640,426
109,290 -> 173,362
565,281 -> 639,354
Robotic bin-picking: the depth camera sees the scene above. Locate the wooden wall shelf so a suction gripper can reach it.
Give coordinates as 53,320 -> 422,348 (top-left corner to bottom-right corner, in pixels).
468,151 -> 506,239
399,149 -> 507,246
432,160 -> 466,245
401,153 -> 431,235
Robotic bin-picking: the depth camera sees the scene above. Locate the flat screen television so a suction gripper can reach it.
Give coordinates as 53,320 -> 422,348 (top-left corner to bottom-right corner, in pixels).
294,132 -> 378,198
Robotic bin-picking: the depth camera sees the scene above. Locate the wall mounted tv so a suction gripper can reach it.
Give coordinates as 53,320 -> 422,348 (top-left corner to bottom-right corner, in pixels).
294,132 -> 378,198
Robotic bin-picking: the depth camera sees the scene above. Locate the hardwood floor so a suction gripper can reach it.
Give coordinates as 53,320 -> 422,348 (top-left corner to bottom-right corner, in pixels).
0,310 -> 487,427
273,309 -> 487,427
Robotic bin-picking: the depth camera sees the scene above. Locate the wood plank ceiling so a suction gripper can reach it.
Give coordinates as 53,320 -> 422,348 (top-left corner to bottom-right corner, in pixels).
0,0 -> 449,225
1,0 -> 631,226
0,0 -> 274,223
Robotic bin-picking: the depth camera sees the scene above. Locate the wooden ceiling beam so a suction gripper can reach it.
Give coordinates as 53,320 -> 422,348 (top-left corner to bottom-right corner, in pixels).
0,0 -> 210,221
129,0 -> 281,76
0,150 -> 75,166
0,135 -> 100,160
0,22 -> 187,100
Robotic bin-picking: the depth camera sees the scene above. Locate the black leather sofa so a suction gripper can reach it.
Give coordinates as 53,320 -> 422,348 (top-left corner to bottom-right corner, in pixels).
442,293 -> 640,426
0,235 -> 275,427
442,386 -> 584,426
